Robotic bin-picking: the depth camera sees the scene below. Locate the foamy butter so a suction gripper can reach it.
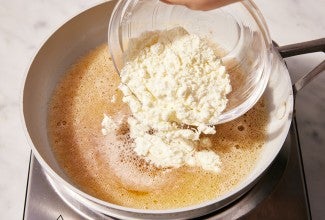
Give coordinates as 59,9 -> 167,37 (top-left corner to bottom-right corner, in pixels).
103,27 -> 231,172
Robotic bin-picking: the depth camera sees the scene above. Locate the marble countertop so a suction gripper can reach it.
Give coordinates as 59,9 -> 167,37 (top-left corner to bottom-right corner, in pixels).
0,0 -> 324,219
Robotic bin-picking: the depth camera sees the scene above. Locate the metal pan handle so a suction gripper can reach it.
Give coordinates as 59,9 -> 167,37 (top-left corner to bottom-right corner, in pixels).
276,38 -> 325,94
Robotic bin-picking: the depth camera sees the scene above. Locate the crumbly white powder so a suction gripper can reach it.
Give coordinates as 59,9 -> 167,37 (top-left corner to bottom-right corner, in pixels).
110,95 -> 117,103
107,27 -> 231,172
101,114 -> 117,136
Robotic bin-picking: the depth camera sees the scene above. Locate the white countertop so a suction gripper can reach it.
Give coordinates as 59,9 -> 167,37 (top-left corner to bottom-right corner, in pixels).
0,0 -> 324,219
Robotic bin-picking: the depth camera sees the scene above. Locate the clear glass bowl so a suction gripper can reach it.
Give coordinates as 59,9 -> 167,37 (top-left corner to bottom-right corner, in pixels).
108,0 -> 274,124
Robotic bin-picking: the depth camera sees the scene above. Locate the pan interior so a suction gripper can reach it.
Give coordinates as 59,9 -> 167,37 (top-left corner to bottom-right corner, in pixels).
22,0 -> 293,215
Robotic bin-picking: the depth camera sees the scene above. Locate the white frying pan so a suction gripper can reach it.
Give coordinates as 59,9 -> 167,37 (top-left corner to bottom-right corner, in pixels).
21,1 -> 325,219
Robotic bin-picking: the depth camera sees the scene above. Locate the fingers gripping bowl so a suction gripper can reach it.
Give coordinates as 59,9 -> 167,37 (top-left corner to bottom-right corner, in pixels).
21,1 -> 293,219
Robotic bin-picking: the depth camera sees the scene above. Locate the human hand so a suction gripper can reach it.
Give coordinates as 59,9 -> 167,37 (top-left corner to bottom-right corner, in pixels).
161,0 -> 241,11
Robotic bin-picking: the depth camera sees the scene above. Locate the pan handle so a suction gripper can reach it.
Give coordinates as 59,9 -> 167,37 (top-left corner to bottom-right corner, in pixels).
276,38 -> 325,94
